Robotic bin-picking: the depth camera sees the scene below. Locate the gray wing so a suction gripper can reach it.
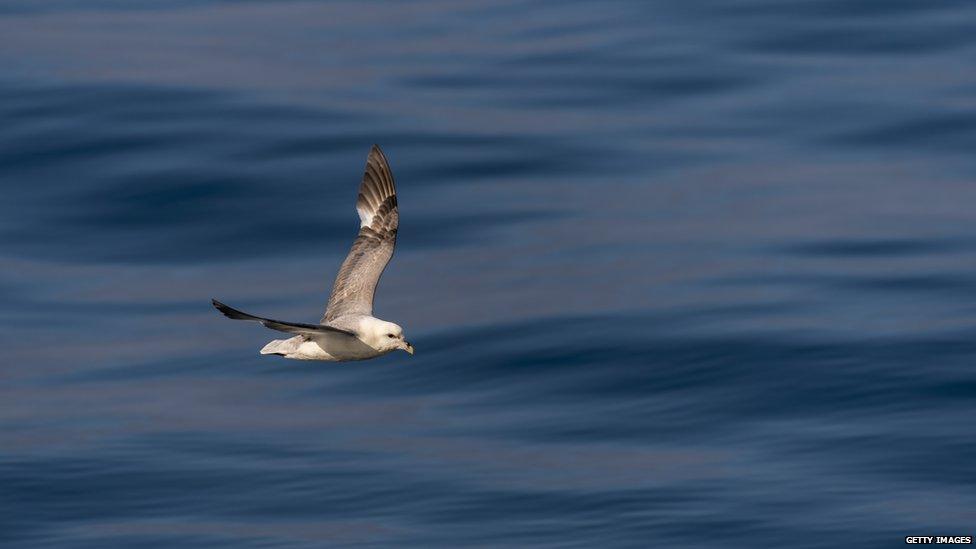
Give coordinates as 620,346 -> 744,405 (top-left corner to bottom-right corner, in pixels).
321,145 -> 399,323
213,299 -> 356,337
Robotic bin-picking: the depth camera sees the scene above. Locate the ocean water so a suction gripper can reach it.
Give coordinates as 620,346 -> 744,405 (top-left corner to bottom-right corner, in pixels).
2,1 -> 975,547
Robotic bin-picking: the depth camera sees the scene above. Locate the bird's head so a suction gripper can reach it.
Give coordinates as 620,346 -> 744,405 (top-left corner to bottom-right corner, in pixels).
364,319 -> 414,355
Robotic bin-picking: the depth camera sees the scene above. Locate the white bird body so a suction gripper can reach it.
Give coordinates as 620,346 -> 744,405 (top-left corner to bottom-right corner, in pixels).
260,316 -> 405,361
213,145 -> 414,362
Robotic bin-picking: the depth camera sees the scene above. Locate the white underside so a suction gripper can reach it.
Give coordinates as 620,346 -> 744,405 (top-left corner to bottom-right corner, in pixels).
260,334 -> 389,361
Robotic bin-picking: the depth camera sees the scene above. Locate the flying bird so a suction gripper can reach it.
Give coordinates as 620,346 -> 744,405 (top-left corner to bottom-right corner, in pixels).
212,145 -> 414,361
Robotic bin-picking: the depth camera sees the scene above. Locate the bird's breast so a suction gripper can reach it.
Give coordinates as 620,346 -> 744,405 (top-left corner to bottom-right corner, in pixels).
309,333 -> 384,361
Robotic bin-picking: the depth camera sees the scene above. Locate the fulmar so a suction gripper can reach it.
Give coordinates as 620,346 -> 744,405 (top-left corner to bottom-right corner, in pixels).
212,145 -> 414,361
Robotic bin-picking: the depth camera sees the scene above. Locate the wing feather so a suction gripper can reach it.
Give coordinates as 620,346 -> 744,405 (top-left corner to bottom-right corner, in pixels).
322,145 -> 399,322
213,299 -> 356,337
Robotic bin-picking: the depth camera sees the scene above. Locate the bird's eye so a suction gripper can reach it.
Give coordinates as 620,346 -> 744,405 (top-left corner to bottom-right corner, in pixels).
386,333 -> 395,338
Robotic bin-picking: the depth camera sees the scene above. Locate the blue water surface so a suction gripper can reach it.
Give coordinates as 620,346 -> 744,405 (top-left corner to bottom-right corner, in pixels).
1,1 -> 975,547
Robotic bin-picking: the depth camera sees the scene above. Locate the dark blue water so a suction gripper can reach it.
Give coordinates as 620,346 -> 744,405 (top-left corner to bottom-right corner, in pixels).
2,1 -> 976,547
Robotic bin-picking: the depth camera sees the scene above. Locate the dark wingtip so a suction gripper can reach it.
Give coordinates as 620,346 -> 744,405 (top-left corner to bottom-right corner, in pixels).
369,144 -> 388,164
212,298 -> 244,320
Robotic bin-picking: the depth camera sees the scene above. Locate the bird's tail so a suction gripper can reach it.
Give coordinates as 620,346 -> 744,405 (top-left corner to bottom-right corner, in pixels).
260,336 -> 302,356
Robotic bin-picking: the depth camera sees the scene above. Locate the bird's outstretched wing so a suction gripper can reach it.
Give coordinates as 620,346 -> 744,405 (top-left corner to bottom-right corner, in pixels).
213,299 -> 356,337
322,145 -> 399,322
